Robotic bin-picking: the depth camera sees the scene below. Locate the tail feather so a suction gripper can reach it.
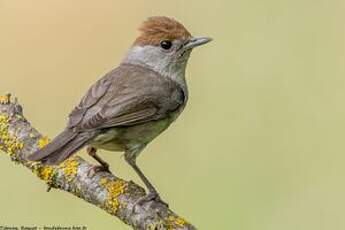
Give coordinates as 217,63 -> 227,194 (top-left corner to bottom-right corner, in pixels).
41,132 -> 93,165
28,129 -> 96,165
28,129 -> 77,161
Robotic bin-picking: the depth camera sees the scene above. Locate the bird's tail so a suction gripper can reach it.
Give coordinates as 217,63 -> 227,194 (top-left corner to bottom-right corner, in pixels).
27,129 -> 96,165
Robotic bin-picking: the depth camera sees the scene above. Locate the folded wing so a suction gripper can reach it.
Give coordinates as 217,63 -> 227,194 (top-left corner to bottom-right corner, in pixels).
68,64 -> 185,132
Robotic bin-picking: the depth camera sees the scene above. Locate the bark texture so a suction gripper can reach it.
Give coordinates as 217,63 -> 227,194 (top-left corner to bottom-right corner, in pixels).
0,94 -> 196,230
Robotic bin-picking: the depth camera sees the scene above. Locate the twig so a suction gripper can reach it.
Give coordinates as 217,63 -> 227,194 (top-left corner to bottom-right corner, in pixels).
0,94 -> 196,230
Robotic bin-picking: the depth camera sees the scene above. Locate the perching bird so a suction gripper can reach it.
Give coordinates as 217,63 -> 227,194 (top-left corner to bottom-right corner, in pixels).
28,16 -> 212,205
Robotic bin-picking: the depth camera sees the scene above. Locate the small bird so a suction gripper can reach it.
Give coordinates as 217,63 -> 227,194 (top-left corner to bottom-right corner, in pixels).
28,16 -> 211,205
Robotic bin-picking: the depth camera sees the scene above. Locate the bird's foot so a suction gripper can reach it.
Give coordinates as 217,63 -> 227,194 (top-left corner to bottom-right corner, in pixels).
87,164 -> 111,177
134,191 -> 169,209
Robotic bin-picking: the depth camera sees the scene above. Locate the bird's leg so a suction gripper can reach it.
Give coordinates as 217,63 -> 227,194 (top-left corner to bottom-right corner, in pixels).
87,146 -> 111,175
124,151 -> 168,207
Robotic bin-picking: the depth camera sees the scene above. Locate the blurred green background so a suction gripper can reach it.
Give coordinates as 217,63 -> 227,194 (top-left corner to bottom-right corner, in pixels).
1,0 -> 345,229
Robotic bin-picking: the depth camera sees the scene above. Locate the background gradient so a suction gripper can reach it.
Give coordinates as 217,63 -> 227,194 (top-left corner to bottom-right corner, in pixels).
1,0 -> 345,229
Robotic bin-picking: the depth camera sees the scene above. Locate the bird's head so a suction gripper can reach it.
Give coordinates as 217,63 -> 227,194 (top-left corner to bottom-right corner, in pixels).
123,16 -> 212,78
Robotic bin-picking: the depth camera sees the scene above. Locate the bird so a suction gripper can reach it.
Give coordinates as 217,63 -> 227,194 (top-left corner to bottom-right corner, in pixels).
28,16 -> 212,206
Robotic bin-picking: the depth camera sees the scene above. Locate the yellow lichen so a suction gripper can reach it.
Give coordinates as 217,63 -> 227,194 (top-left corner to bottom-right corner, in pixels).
174,217 -> 186,227
100,177 -> 108,186
167,215 -> 187,229
147,221 -> 164,230
0,114 -> 24,160
103,179 -> 126,214
38,136 -> 50,149
59,157 -> 79,181
0,94 -> 10,104
29,161 -> 55,189
39,166 -> 55,181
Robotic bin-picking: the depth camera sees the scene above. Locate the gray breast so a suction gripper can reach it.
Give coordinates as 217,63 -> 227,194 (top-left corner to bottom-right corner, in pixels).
90,117 -> 173,152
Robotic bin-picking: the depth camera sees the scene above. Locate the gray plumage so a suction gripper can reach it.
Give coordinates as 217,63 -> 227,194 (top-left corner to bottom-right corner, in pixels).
27,16 -> 211,205
28,63 -> 186,165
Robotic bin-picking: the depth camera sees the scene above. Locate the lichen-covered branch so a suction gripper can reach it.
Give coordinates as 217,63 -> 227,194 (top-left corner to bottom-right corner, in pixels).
0,94 -> 196,230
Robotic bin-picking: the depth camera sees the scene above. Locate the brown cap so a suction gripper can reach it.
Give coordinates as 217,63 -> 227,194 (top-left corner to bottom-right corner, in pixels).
133,16 -> 192,47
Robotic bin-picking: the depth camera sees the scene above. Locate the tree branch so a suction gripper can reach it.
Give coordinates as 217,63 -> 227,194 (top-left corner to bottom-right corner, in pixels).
0,94 -> 196,230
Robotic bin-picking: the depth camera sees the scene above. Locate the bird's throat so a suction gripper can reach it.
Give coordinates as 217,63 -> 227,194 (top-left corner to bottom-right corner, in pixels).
122,45 -> 189,93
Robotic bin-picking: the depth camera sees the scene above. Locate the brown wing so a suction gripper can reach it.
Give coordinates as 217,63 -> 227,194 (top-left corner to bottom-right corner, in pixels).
67,69 -> 114,128
68,64 -> 185,132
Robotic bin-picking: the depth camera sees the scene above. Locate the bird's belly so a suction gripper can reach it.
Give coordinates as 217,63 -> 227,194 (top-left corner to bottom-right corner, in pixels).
90,128 -> 124,151
90,118 -> 172,152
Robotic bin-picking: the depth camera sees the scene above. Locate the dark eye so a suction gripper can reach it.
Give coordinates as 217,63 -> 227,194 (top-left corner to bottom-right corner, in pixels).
160,40 -> 172,50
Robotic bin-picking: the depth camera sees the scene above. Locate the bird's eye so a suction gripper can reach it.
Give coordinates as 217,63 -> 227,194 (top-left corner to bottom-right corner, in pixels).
160,40 -> 173,50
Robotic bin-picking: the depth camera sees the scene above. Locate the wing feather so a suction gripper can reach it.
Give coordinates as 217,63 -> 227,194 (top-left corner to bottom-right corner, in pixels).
68,64 -> 185,132
68,72 -> 113,128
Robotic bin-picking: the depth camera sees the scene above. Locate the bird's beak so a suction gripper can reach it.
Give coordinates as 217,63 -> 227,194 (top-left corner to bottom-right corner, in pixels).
183,37 -> 212,50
